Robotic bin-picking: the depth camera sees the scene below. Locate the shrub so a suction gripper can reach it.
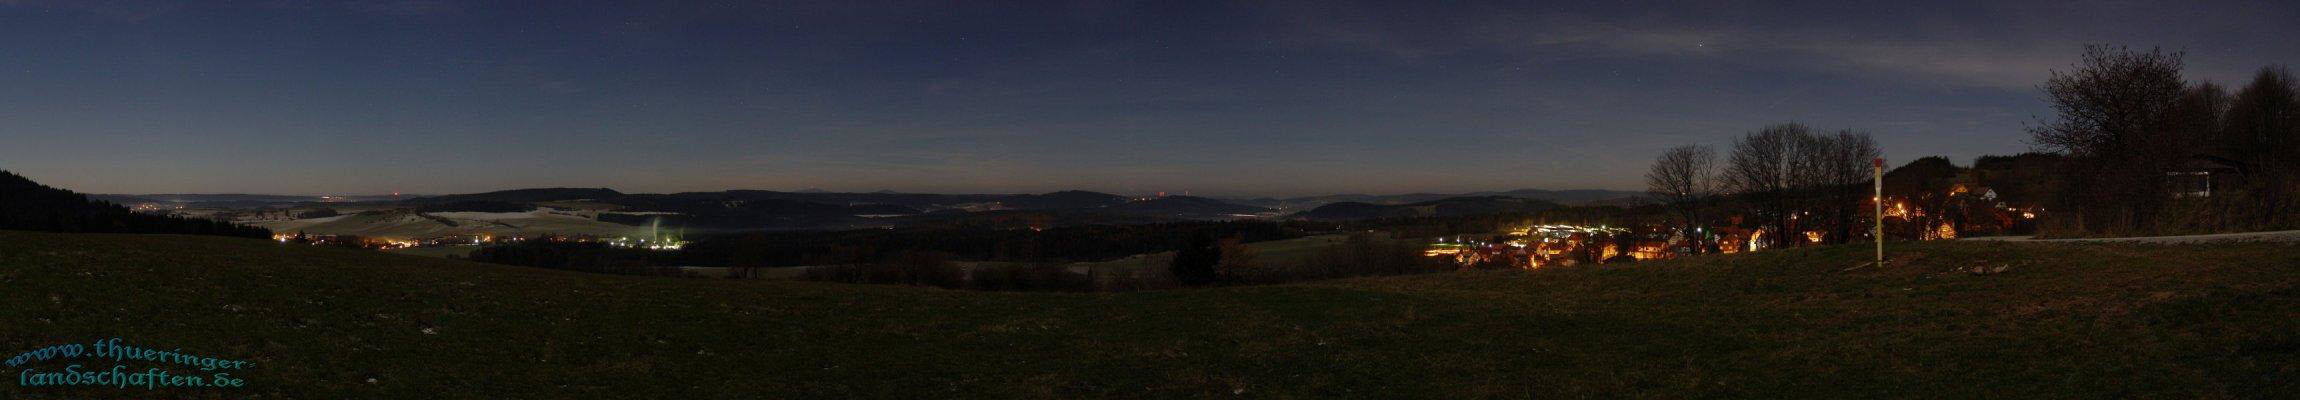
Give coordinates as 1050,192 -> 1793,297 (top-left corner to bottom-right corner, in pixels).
1170,231 -> 1221,285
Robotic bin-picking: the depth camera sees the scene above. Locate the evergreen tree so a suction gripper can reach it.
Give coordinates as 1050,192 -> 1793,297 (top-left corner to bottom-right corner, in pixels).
1169,231 -> 1221,285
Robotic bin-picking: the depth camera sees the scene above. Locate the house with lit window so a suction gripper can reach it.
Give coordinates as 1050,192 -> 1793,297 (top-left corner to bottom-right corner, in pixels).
2167,155 -> 2247,198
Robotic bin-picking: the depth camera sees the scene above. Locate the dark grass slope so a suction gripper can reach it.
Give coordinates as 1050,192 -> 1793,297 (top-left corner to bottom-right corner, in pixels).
2,230 -> 2294,398
0,171 -> 269,239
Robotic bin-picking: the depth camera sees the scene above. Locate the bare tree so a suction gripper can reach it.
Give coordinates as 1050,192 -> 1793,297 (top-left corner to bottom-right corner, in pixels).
1786,132 -> 1831,192
1826,132 -> 1883,189
2031,45 -> 2190,157
1646,144 -> 1717,235
2027,45 -> 2192,234
2224,66 -> 2299,167
2176,82 -> 2232,156
1726,124 -> 1803,194
2222,66 -> 2299,225
1716,123 -> 1883,247
1725,123 -> 1807,248
1810,130 -> 1882,243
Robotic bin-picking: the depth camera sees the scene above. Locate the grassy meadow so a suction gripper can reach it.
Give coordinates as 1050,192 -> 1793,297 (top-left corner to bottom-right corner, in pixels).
1,230 -> 2293,398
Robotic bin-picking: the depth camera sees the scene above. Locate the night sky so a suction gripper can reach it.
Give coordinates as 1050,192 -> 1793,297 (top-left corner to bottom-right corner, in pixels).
3,1 -> 2295,197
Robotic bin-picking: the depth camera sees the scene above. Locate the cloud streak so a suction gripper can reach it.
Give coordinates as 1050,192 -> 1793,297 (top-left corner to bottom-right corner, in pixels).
1272,0 -> 2300,92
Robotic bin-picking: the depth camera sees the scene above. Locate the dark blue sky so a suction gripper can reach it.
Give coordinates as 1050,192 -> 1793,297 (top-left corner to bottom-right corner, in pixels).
4,1 -> 2295,196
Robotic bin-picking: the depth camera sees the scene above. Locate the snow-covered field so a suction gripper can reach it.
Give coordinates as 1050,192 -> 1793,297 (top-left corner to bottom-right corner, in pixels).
426,210 -> 553,220
295,214 -> 351,224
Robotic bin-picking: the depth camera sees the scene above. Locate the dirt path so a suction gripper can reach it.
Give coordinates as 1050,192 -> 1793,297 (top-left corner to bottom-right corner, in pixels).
1962,229 -> 2300,243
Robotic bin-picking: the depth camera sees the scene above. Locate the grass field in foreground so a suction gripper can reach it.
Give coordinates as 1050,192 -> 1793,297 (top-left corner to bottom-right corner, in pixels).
378,245 -> 479,259
1,230 -> 2295,398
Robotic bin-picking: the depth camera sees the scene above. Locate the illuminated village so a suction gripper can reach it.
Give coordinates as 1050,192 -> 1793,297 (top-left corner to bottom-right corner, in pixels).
1425,155 -> 2050,269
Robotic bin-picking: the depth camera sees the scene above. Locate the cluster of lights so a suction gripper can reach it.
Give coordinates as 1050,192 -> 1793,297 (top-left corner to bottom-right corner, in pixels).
1512,224 -> 1630,237
1425,223 -> 1682,268
607,236 -> 686,251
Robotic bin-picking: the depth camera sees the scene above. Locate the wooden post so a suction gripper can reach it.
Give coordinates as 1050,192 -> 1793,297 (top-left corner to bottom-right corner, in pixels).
1874,157 -> 1885,266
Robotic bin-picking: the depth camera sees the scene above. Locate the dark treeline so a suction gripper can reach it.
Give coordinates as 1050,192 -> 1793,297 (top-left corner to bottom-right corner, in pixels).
294,207 -> 340,219
594,213 -> 656,226
0,170 -> 270,239
2031,46 -> 2300,236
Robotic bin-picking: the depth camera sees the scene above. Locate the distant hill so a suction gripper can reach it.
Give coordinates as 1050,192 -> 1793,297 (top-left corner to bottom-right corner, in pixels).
1882,153 -> 2063,208
0,170 -> 270,238
1884,156 -> 1965,195
1970,152 -> 2063,205
1292,202 -> 1413,220
1106,196 -> 1273,217
208,186 -> 1613,234
250,188 -> 1142,235
583,190 -> 1133,230
1481,189 -> 1650,204
1231,189 -> 1643,211
640,189 -> 1129,211
413,200 -> 535,213
406,188 -> 624,205
256,209 -> 644,238
93,193 -> 420,206
1000,190 -> 1132,210
1296,196 -> 1561,221
93,193 -> 321,203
